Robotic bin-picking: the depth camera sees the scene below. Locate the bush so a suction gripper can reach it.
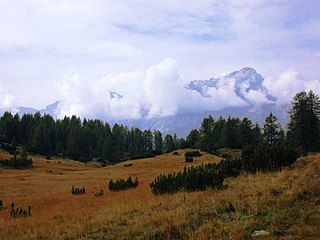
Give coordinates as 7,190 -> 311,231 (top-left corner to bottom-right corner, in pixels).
185,156 -> 193,163
241,142 -> 298,173
130,151 -> 156,160
1,142 -> 16,154
150,164 -> 224,195
93,189 -> 104,197
109,176 -> 139,191
218,156 -> 242,178
184,151 -> 202,158
0,153 -> 33,169
71,186 -> 86,195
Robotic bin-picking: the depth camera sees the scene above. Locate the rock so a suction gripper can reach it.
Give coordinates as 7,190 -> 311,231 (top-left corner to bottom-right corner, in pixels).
252,230 -> 270,237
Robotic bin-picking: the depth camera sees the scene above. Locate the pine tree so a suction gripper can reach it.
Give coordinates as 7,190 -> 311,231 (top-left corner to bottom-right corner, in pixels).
239,117 -> 254,147
163,134 -> 174,153
199,115 -> 215,152
154,130 -> 163,154
186,129 -> 200,149
222,117 -> 241,148
287,91 -> 320,152
262,112 -> 282,145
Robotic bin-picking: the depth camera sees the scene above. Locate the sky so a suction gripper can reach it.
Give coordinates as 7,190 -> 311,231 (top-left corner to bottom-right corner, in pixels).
0,0 -> 320,119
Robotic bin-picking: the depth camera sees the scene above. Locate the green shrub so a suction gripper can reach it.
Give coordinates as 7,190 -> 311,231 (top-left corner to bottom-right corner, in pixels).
185,156 -> 193,162
150,164 -> 224,195
184,151 -> 201,158
109,176 -> 139,191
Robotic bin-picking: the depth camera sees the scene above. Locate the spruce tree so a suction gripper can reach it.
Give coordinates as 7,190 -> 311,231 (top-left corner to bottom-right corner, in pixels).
186,129 -> 200,149
154,130 -> 163,154
287,91 -> 320,152
262,112 -> 282,145
199,115 -> 215,152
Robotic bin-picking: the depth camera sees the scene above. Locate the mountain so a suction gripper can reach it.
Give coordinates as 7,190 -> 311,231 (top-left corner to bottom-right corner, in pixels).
188,67 -> 276,103
18,101 -> 60,116
18,68 -> 290,137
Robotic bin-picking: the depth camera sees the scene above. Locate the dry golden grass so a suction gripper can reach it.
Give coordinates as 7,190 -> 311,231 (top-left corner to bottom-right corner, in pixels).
0,149 -> 319,239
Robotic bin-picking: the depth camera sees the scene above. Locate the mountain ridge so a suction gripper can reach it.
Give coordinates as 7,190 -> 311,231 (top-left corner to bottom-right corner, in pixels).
18,67 -> 290,137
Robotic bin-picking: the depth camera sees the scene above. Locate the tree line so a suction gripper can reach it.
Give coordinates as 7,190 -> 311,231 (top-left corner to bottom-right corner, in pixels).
185,91 -> 320,154
0,113 -> 183,162
0,90 -> 318,163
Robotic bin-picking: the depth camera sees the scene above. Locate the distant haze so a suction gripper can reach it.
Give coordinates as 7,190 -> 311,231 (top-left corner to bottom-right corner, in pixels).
0,1 -> 320,116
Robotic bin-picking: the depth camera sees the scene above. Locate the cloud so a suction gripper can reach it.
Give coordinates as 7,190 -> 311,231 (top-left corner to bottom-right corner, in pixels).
0,0 -> 319,109
55,58 -> 249,120
243,89 -> 272,105
205,77 -> 248,108
0,85 -> 16,114
263,69 -> 320,105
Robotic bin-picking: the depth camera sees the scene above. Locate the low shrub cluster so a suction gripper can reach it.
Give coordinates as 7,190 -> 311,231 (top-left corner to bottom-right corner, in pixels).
10,202 -> 32,218
150,164 -> 224,195
185,156 -> 193,163
109,176 -> 139,191
184,151 -> 202,158
0,155 -> 33,169
129,151 -> 156,160
0,147 -> 32,169
184,151 -> 201,163
241,142 -> 298,173
93,189 -> 104,197
217,142 -> 298,177
1,142 -> 17,155
150,142 -> 299,195
71,186 -> 86,195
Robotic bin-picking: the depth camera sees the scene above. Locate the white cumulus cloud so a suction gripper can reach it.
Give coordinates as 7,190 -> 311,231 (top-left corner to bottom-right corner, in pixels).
263,69 -> 320,105
55,58 -> 249,120
0,85 -> 16,115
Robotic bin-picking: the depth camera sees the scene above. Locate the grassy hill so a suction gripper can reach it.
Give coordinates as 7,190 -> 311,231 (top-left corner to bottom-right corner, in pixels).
0,149 -> 319,239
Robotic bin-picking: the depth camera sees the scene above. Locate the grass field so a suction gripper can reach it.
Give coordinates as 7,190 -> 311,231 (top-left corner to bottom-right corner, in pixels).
0,149 -> 319,239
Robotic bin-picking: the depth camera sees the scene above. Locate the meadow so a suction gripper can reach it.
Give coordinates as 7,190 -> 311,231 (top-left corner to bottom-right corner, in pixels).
0,149 -> 319,239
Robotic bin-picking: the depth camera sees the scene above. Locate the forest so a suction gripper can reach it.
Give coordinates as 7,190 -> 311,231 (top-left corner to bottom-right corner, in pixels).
0,90 -> 319,165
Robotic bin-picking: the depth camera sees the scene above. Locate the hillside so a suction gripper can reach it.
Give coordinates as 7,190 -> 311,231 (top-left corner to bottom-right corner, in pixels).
0,150 -> 319,239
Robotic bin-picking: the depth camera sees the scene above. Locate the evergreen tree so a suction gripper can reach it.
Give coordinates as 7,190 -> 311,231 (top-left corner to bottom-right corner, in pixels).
199,115 -> 215,152
154,130 -> 163,154
239,117 -> 254,147
173,133 -> 179,150
186,129 -> 200,149
262,112 -> 282,145
212,116 -> 225,149
163,134 -> 174,153
0,112 -> 15,142
143,130 -> 153,152
252,123 -> 262,145
66,126 -> 82,160
287,91 -> 320,151
222,117 -> 241,148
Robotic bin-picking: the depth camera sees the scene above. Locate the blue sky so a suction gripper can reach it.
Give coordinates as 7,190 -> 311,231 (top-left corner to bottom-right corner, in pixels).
0,0 -> 319,118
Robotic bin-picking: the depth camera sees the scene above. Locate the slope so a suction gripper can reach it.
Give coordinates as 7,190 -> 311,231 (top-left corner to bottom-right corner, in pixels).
0,150 -> 319,239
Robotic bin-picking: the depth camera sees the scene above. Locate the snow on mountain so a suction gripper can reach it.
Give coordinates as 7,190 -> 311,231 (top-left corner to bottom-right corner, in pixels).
18,68 -> 290,137
18,101 -> 60,116
188,67 -> 276,104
